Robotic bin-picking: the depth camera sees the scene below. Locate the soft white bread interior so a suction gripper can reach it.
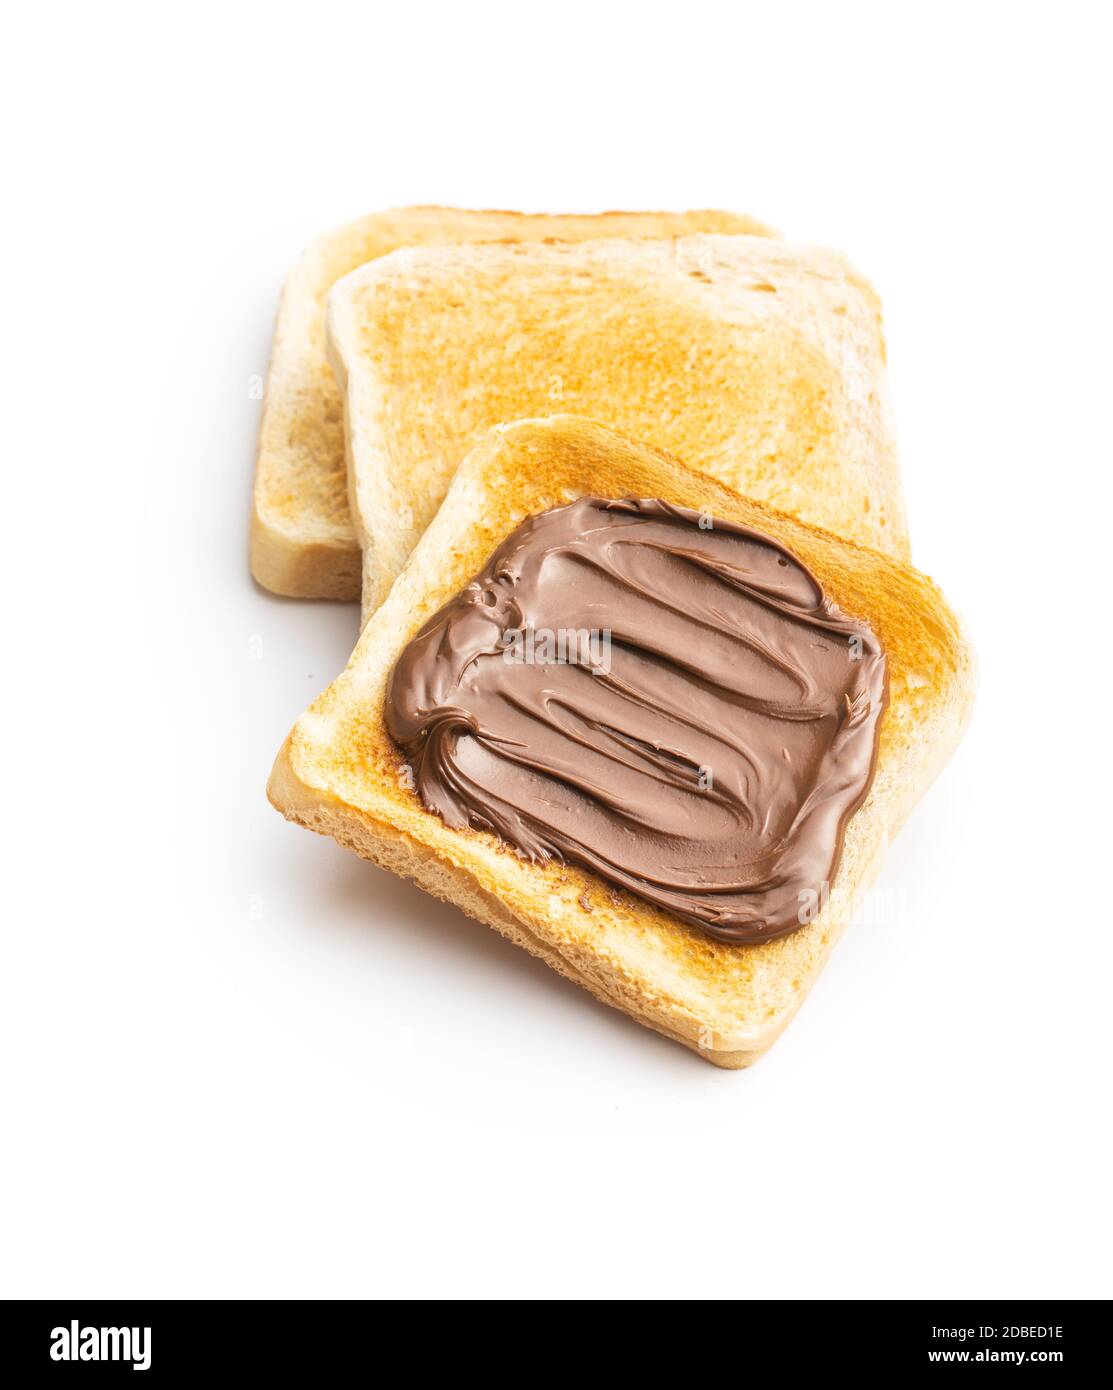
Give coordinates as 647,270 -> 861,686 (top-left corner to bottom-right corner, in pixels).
268,417 -> 972,1068
327,232 -> 909,621
251,206 -> 773,599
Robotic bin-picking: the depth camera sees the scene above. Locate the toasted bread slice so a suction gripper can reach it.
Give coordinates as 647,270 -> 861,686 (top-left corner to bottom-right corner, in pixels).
327,232 -> 909,620
268,417 -> 972,1068
251,206 -> 774,599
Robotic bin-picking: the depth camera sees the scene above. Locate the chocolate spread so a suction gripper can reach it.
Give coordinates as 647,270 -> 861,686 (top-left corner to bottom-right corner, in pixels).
386,498 -> 886,943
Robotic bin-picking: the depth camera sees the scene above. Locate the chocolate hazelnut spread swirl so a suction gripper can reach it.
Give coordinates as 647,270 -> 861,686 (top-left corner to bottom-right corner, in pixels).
386,498 -> 886,943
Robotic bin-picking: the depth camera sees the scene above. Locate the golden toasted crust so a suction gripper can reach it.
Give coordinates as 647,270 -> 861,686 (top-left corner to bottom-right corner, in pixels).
251,206 -> 774,598
328,232 -> 909,619
268,417 -> 973,1067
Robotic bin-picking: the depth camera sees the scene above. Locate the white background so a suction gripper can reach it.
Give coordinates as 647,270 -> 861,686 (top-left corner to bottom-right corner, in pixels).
3,1 -> 1110,1299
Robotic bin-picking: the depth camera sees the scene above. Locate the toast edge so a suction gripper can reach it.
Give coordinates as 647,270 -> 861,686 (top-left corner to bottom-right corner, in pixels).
325,266 -> 417,623
249,502 -> 362,600
266,672 -> 971,1070
250,229 -> 362,600
268,735 -> 799,1069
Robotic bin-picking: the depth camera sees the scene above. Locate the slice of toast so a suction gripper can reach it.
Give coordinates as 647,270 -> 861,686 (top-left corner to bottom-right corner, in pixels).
327,232 -> 909,621
268,417 -> 972,1068
251,206 -> 773,599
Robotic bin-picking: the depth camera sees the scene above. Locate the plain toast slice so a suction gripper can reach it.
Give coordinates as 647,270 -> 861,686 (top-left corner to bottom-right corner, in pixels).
327,232 -> 909,620
268,417 -> 971,1068
251,206 -> 773,599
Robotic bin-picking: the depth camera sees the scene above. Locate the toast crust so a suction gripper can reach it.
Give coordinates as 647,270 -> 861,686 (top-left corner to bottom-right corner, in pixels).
251,207 -> 774,599
268,418 -> 973,1067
